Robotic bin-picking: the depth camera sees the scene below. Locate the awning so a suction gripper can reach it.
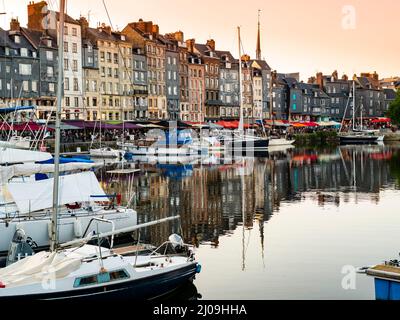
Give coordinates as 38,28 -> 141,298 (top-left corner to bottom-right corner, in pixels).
0,122 -> 53,132
371,118 -> 391,124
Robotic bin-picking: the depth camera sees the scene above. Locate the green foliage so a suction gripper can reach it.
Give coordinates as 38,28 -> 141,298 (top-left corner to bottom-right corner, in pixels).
387,90 -> 400,125
294,131 -> 338,146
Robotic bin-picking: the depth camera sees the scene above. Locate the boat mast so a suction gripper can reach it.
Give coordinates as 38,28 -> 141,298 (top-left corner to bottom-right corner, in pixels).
50,0 -> 66,252
238,26 -> 244,134
352,80 -> 356,131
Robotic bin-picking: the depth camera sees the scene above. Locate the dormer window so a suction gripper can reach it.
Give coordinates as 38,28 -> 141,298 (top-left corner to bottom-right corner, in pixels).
121,35 -> 126,41
47,39 -> 52,47
20,48 -> 28,57
15,35 -> 20,44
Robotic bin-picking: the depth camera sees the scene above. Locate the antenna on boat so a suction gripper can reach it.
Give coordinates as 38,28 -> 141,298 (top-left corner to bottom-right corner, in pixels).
50,0 -> 66,252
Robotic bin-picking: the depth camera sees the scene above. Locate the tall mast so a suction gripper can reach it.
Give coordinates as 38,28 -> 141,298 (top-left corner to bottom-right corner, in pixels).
352,80 -> 356,131
238,26 -> 244,133
256,10 -> 261,60
50,0 -> 66,252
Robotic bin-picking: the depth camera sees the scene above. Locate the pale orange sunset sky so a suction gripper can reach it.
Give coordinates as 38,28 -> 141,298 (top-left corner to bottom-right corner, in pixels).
2,0 -> 399,80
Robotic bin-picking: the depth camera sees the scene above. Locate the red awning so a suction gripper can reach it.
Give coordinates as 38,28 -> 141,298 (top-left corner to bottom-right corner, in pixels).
371,118 -> 391,124
0,122 -> 53,132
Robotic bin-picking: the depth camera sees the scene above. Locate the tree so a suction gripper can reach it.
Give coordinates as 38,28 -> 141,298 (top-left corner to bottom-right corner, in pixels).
387,89 -> 400,125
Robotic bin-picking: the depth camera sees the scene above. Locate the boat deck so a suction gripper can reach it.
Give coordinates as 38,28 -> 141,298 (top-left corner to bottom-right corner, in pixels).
367,265 -> 400,281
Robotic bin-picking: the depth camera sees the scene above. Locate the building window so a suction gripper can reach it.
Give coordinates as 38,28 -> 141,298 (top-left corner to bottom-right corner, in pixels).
32,81 -> 37,92
64,59 -> 69,70
73,78 -> 79,91
74,97 -> 79,108
20,48 -> 28,57
47,66 -> 54,77
49,83 -> 55,92
293,103 -> 297,110
72,60 -> 78,72
22,81 -> 29,92
64,77 -> 69,91
72,28 -> 77,37
64,42 -> 68,52
46,51 -> 53,61
15,35 -> 20,44
72,43 -> 78,53
65,97 -> 70,107
19,64 -> 32,75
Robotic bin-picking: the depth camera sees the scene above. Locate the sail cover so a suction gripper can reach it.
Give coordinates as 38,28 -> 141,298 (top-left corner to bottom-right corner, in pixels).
0,163 -> 98,185
7,171 -> 108,214
0,148 -> 52,165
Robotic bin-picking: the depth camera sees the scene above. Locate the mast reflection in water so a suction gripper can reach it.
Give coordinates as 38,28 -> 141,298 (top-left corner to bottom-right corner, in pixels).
99,144 -> 400,300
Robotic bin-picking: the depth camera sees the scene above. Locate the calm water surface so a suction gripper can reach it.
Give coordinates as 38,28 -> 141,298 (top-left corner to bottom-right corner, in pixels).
98,144 -> 400,300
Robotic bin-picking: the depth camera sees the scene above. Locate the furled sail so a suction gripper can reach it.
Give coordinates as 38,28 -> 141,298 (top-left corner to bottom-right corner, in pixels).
0,148 -> 52,165
0,163 -> 99,185
7,171 -> 108,214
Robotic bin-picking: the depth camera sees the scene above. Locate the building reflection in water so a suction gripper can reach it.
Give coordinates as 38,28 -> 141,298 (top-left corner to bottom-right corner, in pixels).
98,145 -> 400,249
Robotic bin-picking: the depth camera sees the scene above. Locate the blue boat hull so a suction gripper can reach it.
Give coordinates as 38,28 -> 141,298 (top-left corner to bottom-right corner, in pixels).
374,278 -> 400,300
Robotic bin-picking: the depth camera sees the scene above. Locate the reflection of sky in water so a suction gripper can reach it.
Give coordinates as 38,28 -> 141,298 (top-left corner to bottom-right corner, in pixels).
99,145 -> 400,299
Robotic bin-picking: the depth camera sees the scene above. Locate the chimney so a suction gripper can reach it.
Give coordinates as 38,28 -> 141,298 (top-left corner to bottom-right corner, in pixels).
27,1 -> 48,31
174,31 -> 184,42
100,23 -> 112,35
186,39 -> 195,53
342,74 -> 348,81
206,39 -> 215,51
10,18 -> 20,32
332,70 -> 338,81
151,24 -> 159,36
78,16 -> 89,37
316,72 -> 324,90
372,71 -> 379,81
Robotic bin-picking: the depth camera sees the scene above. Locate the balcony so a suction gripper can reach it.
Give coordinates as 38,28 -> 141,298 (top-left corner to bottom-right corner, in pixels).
134,89 -> 148,95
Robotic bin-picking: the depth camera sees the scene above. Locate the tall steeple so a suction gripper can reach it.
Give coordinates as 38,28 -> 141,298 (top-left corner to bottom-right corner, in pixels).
256,9 -> 261,60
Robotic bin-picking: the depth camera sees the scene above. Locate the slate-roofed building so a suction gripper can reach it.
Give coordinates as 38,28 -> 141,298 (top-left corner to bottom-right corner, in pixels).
161,35 -> 180,120
21,24 -> 58,120
0,20 -> 40,118
132,47 -> 148,120
123,20 -> 167,120
217,50 -> 239,120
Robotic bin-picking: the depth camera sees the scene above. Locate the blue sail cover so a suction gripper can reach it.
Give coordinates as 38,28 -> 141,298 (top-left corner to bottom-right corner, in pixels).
0,106 -> 36,114
37,157 -> 94,164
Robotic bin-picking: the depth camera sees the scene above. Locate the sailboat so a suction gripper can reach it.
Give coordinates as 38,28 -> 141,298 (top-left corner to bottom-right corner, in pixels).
339,81 -> 382,144
0,0 -> 200,300
225,27 -> 269,154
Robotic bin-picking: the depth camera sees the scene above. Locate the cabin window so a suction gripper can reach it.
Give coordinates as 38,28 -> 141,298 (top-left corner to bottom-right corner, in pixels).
74,270 -> 129,288
110,270 -> 129,281
74,275 -> 98,287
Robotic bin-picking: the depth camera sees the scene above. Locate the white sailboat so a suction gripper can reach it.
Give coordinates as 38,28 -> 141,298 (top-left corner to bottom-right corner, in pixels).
225,27 -> 269,154
339,81 -> 382,144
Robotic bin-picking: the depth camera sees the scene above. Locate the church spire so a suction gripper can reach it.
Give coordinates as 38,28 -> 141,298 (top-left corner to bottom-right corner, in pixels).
256,9 -> 261,60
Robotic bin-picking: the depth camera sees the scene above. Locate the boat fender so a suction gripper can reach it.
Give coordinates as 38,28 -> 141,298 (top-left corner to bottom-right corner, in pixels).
196,264 -> 202,274
74,220 -> 83,238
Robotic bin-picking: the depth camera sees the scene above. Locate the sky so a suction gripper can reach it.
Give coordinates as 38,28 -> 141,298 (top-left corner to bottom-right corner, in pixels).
1,0 -> 399,81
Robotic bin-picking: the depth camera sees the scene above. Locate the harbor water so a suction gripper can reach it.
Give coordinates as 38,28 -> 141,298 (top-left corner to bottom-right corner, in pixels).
98,144 -> 400,300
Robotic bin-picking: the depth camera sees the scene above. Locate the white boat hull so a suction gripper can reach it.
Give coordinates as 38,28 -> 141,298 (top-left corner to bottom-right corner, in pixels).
268,138 -> 295,146
90,148 -> 125,159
